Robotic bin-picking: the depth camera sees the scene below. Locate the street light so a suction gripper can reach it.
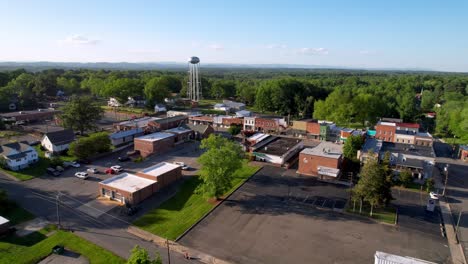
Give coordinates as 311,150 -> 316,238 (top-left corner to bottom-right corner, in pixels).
442,164 -> 449,196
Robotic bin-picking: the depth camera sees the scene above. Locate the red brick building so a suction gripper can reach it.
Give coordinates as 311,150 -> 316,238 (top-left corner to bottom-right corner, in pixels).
148,115 -> 188,131
99,162 -> 182,204
297,142 -> 343,179
375,122 -> 397,142
134,132 -> 175,158
164,127 -> 193,144
306,122 -> 321,135
222,117 -> 243,127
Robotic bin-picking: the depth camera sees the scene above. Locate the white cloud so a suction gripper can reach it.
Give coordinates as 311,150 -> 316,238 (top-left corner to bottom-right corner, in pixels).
266,44 -> 287,49
208,43 -> 224,50
59,34 -> 99,46
297,47 -> 329,55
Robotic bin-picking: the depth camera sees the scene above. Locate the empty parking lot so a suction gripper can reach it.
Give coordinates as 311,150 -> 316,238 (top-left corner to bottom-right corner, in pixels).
179,166 -> 450,264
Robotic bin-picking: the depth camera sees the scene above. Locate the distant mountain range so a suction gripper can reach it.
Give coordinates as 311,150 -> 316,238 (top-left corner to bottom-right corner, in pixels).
0,61 -> 445,73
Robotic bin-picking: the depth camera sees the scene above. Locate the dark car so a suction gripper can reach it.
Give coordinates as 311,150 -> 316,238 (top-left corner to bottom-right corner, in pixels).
118,156 -> 130,162
46,167 -> 61,177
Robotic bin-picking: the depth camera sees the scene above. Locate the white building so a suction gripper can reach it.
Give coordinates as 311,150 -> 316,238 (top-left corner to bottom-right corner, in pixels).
41,129 -> 75,153
214,103 -> 230,112
0,142 -> 39,171
109,128 -> 144,146
108,97 -> 122,107
154,104 -> 167,113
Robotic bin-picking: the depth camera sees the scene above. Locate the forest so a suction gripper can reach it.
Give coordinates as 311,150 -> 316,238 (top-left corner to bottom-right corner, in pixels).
0,68 -> 467,143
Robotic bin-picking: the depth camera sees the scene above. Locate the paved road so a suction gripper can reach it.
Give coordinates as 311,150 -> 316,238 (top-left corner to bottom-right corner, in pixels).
0,142 -> 204,264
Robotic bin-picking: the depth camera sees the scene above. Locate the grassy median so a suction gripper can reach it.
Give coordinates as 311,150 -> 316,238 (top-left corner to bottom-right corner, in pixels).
133,161 -> 259,240
346,205 -> 397,225
0,226 -> 124,264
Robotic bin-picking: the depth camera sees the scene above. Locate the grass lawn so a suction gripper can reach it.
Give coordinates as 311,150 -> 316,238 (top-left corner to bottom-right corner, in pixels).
0,203 -> 34,225
133,161 -> 259,240
346,204 -> 397,225
0,226 -> 125,264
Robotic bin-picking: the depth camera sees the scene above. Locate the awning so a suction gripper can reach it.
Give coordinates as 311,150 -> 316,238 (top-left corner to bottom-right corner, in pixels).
317,166 -> 340,177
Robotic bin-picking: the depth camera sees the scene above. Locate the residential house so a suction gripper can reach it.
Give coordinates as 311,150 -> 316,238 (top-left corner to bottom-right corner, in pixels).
0,142 -> 39,171
222,100 -> 246,111
185,124 -> 214,140
109,128 -> 144,146
298,142 -> 343,179
41,129 -> 75,153
126,96 -> 146,108
108,97 -> 122,107
154,104 -> 167,113
214,103 -> 230,112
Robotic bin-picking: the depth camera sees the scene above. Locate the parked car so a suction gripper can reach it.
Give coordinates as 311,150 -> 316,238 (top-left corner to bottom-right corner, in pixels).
64,161 -> 80,168
46,167 -> 61,177
55,166 -> 64,172
174,162 -> 189,170
52,245 -> 64,255
111,165 -> 123,172
75,172 -> 89,179
118,156 -> 130,162
429,192 -> 439,200
87,168 -> 99,174
105,168 -> 116,174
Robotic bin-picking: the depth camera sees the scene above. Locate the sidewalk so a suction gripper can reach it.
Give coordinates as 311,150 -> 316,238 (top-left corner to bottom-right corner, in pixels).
433,167 -> 467,264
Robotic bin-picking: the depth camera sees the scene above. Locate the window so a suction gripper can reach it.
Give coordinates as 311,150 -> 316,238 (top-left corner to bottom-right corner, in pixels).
384,131 -> 387,135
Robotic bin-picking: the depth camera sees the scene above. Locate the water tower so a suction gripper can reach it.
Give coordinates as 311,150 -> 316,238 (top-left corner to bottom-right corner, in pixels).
187,56 -> 201,102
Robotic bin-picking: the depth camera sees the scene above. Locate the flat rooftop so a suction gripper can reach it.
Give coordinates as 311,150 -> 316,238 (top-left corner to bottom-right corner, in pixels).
301,141 -> 343,159
164,127 -> 192,134
136,132 -> 175,142
118,116 -> 160,127
248,133 -> 270,142
361,138 -> 383,153
255,137 -> 302,156
139,162 -> 180,178
100,173 -> 155,193
381,142 -> 435,158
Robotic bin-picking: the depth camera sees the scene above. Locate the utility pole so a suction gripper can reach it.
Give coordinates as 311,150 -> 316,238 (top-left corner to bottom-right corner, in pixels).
166,238 -> 171,264
56,192 -> 61,229
456,210 -> 462,237
442,164 -> 449,196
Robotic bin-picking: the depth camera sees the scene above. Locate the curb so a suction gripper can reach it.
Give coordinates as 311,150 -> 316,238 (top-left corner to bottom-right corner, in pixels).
175,165 -> 263,242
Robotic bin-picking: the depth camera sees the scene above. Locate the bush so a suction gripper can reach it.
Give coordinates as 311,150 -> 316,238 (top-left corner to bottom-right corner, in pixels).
399,169 -> 413,188
227,125 -> 242,135
69,132 -> 111,159
425,178 -> 435,192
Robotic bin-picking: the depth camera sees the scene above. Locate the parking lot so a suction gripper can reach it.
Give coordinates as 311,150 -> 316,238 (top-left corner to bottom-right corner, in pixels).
179,165 -> 450,264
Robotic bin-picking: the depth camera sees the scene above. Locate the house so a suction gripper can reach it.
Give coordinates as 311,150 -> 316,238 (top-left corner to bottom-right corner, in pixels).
0,109 -> 58,123
185,124 -> 214,140
235,110 -> 252,117
108,97 -> 122,107
126,96 -> 146,108
0,216 -> 10,235
214,103 -> 230,112
99,162 -> 182,205
109,128 -> 144,146
164,127 -> 193,144
459,145 -> 468,162
0,142 -> 39,171
134,132 -> 175,158
154,104 -> 167,113
222,100 -> 246,111
41,129 -> 75,153
298,142 -> 343,179
251,136 -> 303,167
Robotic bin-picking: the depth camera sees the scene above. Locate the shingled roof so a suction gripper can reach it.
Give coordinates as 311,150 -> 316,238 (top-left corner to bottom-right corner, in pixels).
44,129 -> 75,145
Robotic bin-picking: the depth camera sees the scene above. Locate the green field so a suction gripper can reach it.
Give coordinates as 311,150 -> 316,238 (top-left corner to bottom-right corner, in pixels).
133,162 -> 259,240
0,226 -> 124,264
346,205 -> 397,224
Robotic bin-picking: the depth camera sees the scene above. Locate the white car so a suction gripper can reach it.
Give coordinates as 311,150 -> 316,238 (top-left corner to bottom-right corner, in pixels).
174,162 -> 189,170
75,172 -> 89,179
429,192 -> 439,200
87,168 -> 99,174
64,161 -> 80,168
111,165 -> 123,172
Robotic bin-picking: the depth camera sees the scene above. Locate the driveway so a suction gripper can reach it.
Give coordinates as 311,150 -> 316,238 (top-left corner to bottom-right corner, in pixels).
179,166 -> 450,264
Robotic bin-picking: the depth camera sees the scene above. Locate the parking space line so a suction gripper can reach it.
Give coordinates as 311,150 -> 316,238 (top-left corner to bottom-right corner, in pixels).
332,199 -> 337,209
322,199 -> 327,207
303,195 -> 309,203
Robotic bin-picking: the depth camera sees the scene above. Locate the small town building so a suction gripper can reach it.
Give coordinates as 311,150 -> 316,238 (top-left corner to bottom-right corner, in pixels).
126,96 -> 146,108
167,110 -> 201,117
147,115 -> 188,131
114,117 -> 161,131
459,145 -> 468,162
252,136 -> 303,167
134,132 -> 175,158
222,100 -> 246,111
0,216 -> 10,235
213,103 -> 230,112
235,110 -> 252,117
375,121 -> 396,142
41,129 -> 75,153
0,142 -> 39,171
0,109 -> 58,123
109,128 -> 144,146
242,116 -> 288,133
357,138 -> 382,163
164,127 -> 193,144
298,142 -> 343,179
189,115 -> 214,126
154,104 -> 167,113
247,133 -> 271,146
99,162 -> 182,205
222,116 -> 243,128
185,124 -> 214,140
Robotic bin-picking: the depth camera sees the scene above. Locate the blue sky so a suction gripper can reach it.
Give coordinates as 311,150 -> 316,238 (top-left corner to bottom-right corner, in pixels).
1,0 -> 467,71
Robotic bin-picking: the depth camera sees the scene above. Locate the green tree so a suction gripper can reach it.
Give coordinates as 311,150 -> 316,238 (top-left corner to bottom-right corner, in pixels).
227,125 -> 241,135
89,132 -> 111,153
126,246 -> 162,264
69,139 -> 96,160
57,76 -> 81,94
210,80 -> 236,99
60,95 -> 104,135
144,77 -> 171,107
399,169 -> 413,188
420,90 -> 436,111
102,78 -> 143,103
197,134 -> 243,199
424,178 -> 435,192
236,81 -> 257,105
343,135 -> 364,162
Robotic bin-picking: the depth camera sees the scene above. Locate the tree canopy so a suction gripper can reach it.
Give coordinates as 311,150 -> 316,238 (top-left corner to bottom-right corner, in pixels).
126,246 -> 162,264
60,95 -> 104,135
